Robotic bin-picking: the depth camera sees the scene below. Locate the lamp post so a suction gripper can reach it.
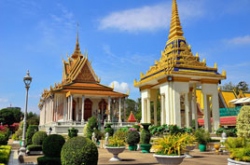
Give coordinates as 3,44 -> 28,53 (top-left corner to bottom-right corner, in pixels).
19,70 -> 32,155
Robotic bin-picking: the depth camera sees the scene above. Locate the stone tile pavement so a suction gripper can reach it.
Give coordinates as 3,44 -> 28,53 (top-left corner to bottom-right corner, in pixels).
8,139 -> 229,165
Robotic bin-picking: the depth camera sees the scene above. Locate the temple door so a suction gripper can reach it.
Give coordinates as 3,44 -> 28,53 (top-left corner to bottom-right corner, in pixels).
84,98 -> 92,121
98,99 -> 107,123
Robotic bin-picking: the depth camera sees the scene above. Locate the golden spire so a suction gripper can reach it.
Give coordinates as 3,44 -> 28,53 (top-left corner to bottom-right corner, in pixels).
167,0 -> 185,44
72,23 -> 82,59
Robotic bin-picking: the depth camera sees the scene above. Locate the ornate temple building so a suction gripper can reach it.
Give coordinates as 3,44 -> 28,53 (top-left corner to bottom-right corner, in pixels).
39,35 -> 128,134
134,0 -> 226,132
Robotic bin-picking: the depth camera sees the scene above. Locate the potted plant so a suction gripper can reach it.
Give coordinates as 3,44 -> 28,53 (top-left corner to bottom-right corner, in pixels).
152,133 -> 196,165
225,137 -> 250,164
105,129 -> 127,161
126,127 -> 140,151
140,123 -> 152,153
194,128 -> 211,152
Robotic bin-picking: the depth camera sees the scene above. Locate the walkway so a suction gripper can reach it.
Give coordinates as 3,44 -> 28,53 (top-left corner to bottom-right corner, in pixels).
8,140 -> 229,165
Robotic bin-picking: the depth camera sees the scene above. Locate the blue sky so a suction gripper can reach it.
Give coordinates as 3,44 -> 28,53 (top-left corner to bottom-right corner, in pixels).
0,0 -> 250,114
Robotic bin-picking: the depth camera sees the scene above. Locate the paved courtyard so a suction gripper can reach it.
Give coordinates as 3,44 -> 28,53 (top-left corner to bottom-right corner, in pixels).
9,139 -> 229,165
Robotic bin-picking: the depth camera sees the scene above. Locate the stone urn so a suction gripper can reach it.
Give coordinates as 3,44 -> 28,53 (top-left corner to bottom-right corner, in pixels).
185,145 -> 196,158
153,154 -> 186,165
105,146 -> 125,161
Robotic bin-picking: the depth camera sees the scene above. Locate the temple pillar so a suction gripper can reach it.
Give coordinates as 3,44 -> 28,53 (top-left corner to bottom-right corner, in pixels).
153,97 -> 157,125
118,98 -> 122,123
212,92 -> 220,131
108,97 -> 111,122
185,93 -> 190,127
81,95 -> 85,122
173,91 -> 181,127
160,94 -> 166,125
192,84 -> 198,129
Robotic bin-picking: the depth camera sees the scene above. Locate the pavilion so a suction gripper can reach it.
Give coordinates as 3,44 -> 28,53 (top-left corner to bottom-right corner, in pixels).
38,35 -> 128,134
134,0 -> 226,132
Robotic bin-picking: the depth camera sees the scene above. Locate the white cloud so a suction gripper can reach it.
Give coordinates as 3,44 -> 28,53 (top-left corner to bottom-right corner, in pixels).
0,98 -> 8,103
109,81 -> 129,94
98,1 -> 204,32
226,35 -> 250,45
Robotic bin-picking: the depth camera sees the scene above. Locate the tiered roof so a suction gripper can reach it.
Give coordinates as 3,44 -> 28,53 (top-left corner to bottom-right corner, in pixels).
134,0 -> 226,88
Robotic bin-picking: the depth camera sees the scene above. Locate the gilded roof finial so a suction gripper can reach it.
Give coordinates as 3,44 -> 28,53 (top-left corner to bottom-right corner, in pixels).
167,0 -> 185,44
72,23 -> 82,59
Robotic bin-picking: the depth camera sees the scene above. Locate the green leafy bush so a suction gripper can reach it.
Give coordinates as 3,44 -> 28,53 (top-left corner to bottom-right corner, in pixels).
26,125 -> 38,146
61,136 -> 98,165
27,144 -> 42,151
0,145 -> 11,164
140,123 -> 151,144
32,131 -> 47,145
237,105 -> 250,138
68,127 -> 78,139
126,128 -> 140,145
194,128 -> 211,145
104,123 -> 114,137
86,116 -> 98,139
43,134 -> 65,157
37,156 -> 61,165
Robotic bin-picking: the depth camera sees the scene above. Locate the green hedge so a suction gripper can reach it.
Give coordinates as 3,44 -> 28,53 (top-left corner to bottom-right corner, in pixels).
61,136 -> 98,165
32,131 -> 47,145
37,156 -> 61,165
0,145 -> 11,164
43,134 -> 65,157
26,125 -> 38,146
27,144 -> 42,151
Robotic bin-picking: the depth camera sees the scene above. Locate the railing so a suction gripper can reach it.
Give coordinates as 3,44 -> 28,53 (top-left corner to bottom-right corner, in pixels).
219,107 -> 241,117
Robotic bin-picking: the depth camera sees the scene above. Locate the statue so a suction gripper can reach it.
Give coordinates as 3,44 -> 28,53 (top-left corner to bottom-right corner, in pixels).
92,132 -> 96,144
104,132 -> 109,147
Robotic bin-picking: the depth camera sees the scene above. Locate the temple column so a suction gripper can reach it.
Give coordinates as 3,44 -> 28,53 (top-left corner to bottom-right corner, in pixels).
118,98 -> 122,123
81,95 -> 85,122
108,97 -> 111,122
70,95 -> 73,121
173,91 -> 181,127
192,84 -> 198,129
123,97 -> 126,122
160,94 -> 165,125
153,97 -> 157,125
146,97 -> 151,123
212,92 -> 220,131
203,94 -> 211,132
185,93 -> 190,127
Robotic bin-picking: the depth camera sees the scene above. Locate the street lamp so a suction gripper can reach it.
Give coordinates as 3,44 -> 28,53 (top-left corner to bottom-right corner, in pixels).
19,70 -> 32,155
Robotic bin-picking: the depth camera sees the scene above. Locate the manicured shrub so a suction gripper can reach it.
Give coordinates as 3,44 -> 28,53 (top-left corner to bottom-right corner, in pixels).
236,105 -> 250,138
104,123 -> 114,137
32,131 -> 47,145
126,127 -> 140,145
27,144 -> 42,151
26,125 -> 38,146
0,145 -> 11,164
43,134 -> 65,157
86,116 -> 98,139
68,127 -> 78,139
37,156 -> 61,165
61,136 -> 98,165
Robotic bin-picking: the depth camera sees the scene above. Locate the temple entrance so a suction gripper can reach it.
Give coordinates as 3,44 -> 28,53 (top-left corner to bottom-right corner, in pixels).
98,99 -> 107,124
84,98 -> 92,121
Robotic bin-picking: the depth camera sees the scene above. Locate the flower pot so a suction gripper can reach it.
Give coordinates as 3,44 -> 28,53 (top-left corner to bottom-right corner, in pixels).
227,158 -> 250,165
128,145 -> 137,151
185,145 -> 195,158
140,143 -> 152,153
105,146 -> 125,161
199,144 -> 206,152
153,154 -> 186,165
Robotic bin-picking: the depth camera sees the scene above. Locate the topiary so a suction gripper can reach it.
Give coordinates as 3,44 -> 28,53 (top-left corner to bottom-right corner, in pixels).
140,123 -> 151,144
86,116 -> 98,139
104,123 -> 114,137
26,125 -> 38,146
32,131 -> 47,145
43,134 -> 65,157
126,127 -> 140,146
61,136 -> 98,165
68,127 -> 78,139
236,105 -> 250,138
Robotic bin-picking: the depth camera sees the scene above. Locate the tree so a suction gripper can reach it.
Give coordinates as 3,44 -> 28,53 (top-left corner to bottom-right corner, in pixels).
220,82 -> 236,91
0,107 -> 23,125
236,81 -> 249,93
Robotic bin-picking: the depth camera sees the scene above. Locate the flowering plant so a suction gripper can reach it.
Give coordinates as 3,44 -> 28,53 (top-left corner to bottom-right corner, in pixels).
126,128 -> 140,146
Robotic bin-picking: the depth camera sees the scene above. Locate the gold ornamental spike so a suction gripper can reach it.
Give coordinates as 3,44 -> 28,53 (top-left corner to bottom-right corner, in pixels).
167,0 -> 185,44
72,24 -> 82,59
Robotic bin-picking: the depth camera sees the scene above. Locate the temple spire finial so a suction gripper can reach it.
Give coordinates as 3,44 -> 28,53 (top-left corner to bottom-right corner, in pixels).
167,0 -> 185,44
72,22 -> 82,59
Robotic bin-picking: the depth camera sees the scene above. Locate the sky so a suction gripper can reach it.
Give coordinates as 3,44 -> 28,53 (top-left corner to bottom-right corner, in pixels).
0,0 -> 250,115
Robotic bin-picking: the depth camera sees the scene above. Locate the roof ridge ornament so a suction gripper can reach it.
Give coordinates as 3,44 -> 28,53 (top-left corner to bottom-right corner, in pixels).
167,0 -> 185,45
72,23 -> 82,59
